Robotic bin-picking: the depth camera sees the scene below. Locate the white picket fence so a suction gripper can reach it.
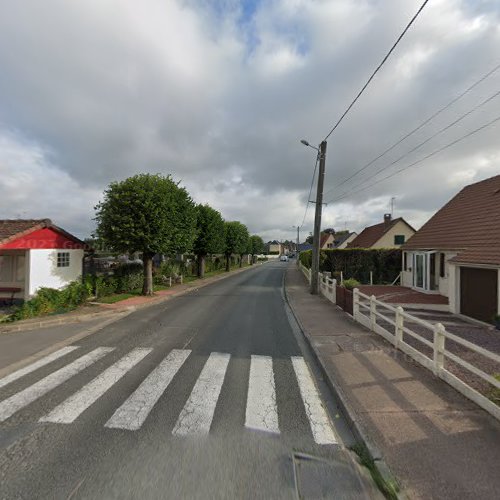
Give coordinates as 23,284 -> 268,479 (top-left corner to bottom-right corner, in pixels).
353,288 -> 500,421
297,263 -> 500,421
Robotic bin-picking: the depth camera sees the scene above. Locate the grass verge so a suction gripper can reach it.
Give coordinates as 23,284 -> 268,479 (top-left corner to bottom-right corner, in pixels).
350,442 -> 400,500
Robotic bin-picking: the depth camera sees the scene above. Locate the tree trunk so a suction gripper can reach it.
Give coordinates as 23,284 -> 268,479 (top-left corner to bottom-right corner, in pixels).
225,254 -> 230,272
250,254 -> 254,265
198,254 -> 206,279
239,255 -> 243,268
142,253 -> 154,295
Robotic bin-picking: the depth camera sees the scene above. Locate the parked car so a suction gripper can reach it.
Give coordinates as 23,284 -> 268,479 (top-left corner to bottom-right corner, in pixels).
279,255 -> 288,262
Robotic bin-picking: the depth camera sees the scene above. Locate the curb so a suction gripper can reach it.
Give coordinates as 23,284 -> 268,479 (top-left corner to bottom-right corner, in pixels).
283,268 -> 405,500
0,263 -> 264,335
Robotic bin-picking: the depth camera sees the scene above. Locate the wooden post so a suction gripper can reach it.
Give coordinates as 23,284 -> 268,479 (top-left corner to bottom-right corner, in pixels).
353,288 -> 359,320
370,295 -> 377,331
370,271 -> 373,285
433,323 -> 446,376
395,306 -> 404,348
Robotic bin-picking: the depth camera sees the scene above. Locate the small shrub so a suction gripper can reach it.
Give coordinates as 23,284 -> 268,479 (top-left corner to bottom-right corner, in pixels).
342,278 -> 361,290
6,280 -> 90,322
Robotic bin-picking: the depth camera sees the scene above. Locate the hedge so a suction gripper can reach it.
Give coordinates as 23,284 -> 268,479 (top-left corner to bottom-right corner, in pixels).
299,248 -> 402,284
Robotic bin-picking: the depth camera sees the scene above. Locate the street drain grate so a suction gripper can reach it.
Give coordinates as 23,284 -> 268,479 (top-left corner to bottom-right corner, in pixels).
292,451 -> 372,500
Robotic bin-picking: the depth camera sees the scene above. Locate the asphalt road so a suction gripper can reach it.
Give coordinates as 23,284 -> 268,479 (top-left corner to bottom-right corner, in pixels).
0,262 -> 378,499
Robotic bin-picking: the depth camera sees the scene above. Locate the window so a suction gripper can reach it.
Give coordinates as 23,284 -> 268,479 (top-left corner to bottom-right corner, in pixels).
440,253 -> 445,278
0,255 -> 25,283
57,252 -> 70,268
394,235 -> 405,245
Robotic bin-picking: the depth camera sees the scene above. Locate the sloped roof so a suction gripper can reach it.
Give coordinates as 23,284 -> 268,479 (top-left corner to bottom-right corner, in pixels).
0,219 -> 86,249
320,232 -> 333,248
348,218 -> 413,248
403,175 -> 500,265
0,219 -> 51,245
334,232 -> 356,248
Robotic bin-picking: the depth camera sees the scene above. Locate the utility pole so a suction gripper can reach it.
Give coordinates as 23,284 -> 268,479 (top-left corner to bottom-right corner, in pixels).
391,197 -> 396,217
296,225 -> 300,266
311,141 -> 327,295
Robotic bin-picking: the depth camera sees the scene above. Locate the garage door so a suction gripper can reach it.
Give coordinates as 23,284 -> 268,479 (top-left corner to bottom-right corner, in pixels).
460,267 -> 498,323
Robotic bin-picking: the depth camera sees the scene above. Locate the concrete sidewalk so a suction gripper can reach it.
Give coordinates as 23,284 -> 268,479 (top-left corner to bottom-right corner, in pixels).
285,266 -> 500,500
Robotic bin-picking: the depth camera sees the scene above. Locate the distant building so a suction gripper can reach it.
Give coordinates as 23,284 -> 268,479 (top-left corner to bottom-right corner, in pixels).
348,215 -> 415,249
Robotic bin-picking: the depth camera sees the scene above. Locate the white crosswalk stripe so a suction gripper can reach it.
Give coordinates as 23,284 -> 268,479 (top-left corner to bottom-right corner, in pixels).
105,349 -> 191,431
0,346 -> 80,390
245,355 -> 279,434
172,352 -> 230,436
291,356 -> 338,445
0,347 -> 340,444
40,348 -> 152,424
0,347 -> 114,423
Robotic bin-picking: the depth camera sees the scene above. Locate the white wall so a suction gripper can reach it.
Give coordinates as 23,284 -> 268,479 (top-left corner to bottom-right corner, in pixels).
28,249 -> 84,296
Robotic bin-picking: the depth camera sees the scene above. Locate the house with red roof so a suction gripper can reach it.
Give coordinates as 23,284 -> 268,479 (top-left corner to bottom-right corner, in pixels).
402,175 -> 500,323
0,219 -> 87,303
348,214 -> 416,249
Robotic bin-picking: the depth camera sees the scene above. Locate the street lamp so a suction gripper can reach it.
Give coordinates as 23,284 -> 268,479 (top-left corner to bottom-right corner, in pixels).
301,138 -> 328,295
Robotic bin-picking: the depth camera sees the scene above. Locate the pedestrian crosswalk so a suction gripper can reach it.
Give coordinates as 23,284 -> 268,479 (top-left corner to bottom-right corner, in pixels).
0,345 -> 338,445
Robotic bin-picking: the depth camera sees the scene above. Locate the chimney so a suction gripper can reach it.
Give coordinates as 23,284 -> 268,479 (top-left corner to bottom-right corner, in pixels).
384,213 -> 392,228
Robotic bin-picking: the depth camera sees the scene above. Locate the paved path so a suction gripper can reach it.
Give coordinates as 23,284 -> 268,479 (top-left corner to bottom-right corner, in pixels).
0,262 -> 378,499
286,265 -> 500,500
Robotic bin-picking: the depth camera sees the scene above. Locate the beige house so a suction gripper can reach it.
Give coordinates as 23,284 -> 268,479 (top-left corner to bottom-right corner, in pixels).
348,215 -> 415,249
334,232 -> 357,249
402,175 -> 500,323
320,232 -> 335,249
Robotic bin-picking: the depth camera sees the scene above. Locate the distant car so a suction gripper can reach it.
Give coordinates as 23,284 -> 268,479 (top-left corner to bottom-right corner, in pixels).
279,255 -> 288,262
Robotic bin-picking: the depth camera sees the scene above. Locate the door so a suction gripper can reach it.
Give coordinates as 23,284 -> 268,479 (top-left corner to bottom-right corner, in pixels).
414,253 -> 426,289
460,267 -> 498,323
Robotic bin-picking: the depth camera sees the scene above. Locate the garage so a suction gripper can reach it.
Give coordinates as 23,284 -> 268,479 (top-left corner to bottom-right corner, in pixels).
460,267 -> 498,323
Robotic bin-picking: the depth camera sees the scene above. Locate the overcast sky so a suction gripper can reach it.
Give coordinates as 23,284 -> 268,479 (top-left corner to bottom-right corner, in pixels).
0,0 -> 499,242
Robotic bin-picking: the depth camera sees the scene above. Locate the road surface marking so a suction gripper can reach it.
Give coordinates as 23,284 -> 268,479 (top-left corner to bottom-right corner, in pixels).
172,352 -> 230,436
0,346 -> 80,390
291,356 -> 338,445
105,349 -> 191,431
245,355 -> 279,434
0,347 -> 114,423
40,348 -> 152,424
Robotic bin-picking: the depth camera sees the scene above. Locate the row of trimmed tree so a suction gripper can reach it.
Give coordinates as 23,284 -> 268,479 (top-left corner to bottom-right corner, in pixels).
94,174 -> 265,295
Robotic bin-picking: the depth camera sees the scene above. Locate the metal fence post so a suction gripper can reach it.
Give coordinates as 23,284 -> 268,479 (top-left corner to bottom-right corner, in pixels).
370,295 -> 377,331
433,322 -> 446,376
395,306 -> 404,349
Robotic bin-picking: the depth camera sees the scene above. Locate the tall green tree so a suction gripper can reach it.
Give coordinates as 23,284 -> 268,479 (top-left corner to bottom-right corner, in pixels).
193,204 -> 225,278
249,235 -> 264,264
223,221 -> 249,272
95,173 -> 196,295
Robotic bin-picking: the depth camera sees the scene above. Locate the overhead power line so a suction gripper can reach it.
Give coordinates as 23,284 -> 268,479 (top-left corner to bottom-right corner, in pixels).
323,61 -> 500,197
326,88 -> 500,199
300,153 -> 320,228
323,0 -> 430,141
325,113 -> 500,204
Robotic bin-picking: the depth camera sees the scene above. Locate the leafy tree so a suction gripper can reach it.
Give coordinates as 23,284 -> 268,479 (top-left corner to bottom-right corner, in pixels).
95,174 -> 196,295
223,221 -> 249,272
249,235 -> 264,264
193,204 -> 225,278
306,232 -> 313,244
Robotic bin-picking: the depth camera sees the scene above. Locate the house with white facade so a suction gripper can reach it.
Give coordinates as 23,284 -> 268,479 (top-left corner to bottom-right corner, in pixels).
0,219 -> 87,303
348,214 -> 416,249
401,175 -> 500,323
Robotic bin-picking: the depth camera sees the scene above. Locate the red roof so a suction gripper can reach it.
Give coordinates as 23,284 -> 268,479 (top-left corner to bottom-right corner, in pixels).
403,175 -> 500,266
0,219 -> 87,250
348,218 -> 414,248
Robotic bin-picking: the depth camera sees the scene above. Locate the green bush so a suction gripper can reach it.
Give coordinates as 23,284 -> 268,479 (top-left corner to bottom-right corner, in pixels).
299,248 -> 401,284
342,278 -> 361,290
6,280 -> 91,322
